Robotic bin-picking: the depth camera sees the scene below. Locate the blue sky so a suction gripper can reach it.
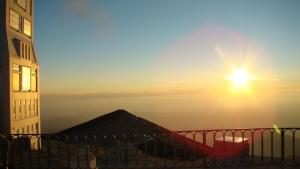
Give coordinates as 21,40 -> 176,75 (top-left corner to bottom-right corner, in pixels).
35,0 -> 300,93
33,0 -> 300,132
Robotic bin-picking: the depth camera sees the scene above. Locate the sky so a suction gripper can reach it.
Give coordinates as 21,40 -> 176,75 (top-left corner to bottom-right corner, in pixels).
34,0 -> 300,133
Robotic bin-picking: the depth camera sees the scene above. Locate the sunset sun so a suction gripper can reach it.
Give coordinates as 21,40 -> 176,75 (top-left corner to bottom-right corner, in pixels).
227,67 -> 253,92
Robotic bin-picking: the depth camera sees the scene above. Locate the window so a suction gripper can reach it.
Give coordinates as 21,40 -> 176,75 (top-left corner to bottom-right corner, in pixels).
23,19 -> 31,37
9,9 -> 20,31
31,69 -> 37,91
17,0 -> 27,9
21,66 -> 31,91
12,64 -> 20,91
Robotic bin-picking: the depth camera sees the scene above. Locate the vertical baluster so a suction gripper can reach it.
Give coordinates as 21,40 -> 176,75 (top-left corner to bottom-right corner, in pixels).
153,133 -> 157,168
125,143 -> 129,169
261,131 -> 264,163
38,135 -> 41,168
105,139 -> 108,169
173,133 -> 177,167
144,134 -> 148,167
123,134 -> 128,169
19,135 -> 23,168
85,135 -> 89,169
163,134 -> 167,168
9,135 -> 14,169
66,136 -> 71,169
203,131 -> 207,167
134,134 -> 138,168
75,135 -> 79,168
192,133 -> 196,167
94,135 -> 98,169
28,135 -> 32,168
47,135 -> 51,168
293,131 -> 296,163
281,129 -> 285,164
105,135 -> 109,169
57,135 -> 61,168
251,131 -> 254,163
271,131 -> 274,163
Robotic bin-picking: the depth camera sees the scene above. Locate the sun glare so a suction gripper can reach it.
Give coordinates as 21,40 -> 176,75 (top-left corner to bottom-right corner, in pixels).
227,67 -> 252,92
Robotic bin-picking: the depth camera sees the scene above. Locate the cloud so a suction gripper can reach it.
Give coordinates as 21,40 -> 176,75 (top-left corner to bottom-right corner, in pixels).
65,0 -> 89,17
64,0 -> 111,38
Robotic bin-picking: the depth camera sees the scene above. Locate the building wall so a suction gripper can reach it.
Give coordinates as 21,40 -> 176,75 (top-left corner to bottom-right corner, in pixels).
0,0 -> 10,134
0,0 -> 40,135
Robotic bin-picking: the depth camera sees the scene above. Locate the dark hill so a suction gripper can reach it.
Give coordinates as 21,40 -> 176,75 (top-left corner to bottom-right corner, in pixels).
59,109 -> 166,135
58,109 -> 213,158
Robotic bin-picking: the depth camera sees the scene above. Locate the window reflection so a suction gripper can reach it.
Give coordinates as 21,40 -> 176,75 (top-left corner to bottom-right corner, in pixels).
23,19 -> 31,37
21,66 -> 31,91
13,64 -> 20,91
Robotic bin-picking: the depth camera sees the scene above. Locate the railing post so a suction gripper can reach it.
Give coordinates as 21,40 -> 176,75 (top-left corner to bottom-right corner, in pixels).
251,131 -> 254,163
203,131 -> 207,167
144,134 -> 148,167
85,135 -> 89,169
281,129 -> 285,163
292,130 -> 296,163
192,133 -> 196,166
271,131 -> 274,162
124,143 -> 128,169
75,135 -> 79,168
153,134 -> 157,167
123,135 -> 128,169
47,135 -> 52,168
261,131 -> 264,163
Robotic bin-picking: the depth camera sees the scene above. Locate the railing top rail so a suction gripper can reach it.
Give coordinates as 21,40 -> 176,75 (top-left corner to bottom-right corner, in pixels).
4,127 -> 300,136
175,127 -> 300,133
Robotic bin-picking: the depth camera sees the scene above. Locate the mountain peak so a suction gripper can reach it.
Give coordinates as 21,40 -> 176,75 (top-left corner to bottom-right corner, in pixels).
58,109 -> 141,134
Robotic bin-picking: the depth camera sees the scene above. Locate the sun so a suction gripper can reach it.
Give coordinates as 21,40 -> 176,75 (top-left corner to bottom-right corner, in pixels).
227,67 -> 252,92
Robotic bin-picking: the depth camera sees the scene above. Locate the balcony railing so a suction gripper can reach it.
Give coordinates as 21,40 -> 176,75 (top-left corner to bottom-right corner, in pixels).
2,128 -> 300,169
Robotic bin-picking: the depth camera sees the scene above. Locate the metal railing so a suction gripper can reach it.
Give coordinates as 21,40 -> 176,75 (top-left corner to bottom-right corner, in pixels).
3,128 -> 300,169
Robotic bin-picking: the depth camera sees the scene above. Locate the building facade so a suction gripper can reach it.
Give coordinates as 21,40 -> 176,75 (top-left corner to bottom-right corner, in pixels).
0,0 -> 40,135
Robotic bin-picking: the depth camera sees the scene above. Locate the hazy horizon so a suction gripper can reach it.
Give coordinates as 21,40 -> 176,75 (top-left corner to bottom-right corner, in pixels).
41,89 -> 300,133
35,0 -> 300,133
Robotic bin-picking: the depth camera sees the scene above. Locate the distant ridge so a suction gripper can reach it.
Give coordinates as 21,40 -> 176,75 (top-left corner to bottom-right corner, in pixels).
59,109 -> 168,135
58,109 -> 213,157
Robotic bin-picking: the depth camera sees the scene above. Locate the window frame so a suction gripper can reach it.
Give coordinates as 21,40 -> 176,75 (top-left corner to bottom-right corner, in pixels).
21,66 -> 31,92
9,9 -> 20,31
23,18 -> 32,37
31,68 -> 37,92
16,0 -> 27,10
12,64 -> 21,91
